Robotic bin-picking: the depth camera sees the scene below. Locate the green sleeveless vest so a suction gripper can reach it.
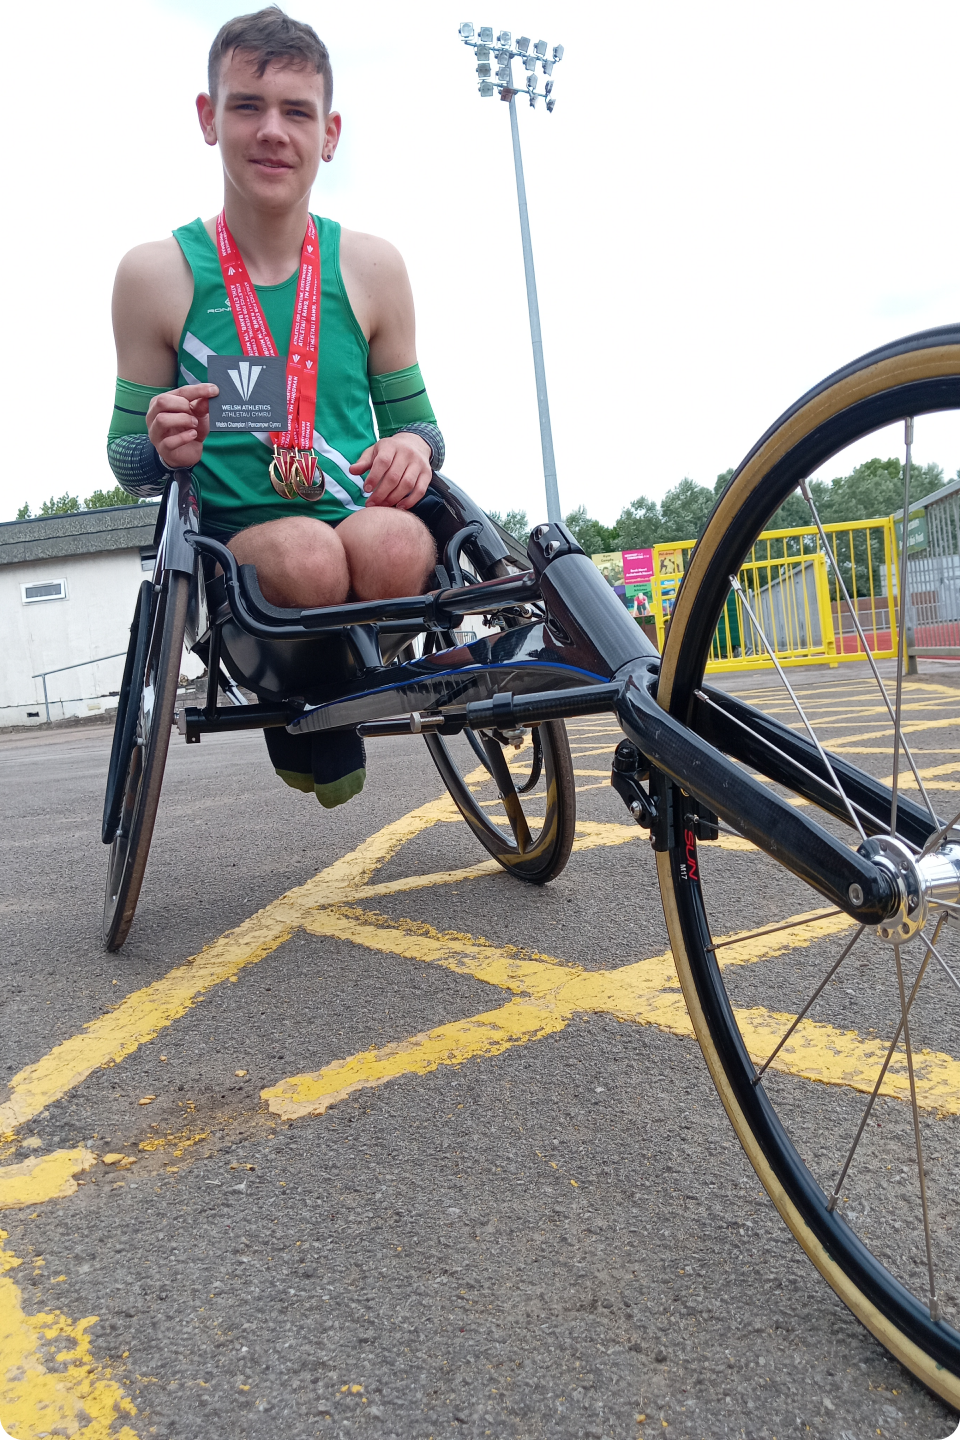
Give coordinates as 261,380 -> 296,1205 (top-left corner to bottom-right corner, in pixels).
173,215 -> 374,536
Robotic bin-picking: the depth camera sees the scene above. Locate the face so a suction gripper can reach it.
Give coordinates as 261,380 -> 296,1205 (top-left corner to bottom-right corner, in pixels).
196,49 -> 341,211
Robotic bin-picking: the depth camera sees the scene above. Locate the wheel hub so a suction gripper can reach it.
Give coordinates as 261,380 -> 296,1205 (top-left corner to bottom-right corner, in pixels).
860,835 -> 960,944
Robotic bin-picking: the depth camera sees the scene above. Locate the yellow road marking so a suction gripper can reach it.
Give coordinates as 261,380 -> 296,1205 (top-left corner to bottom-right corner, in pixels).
0,797 -> 459,1139
263,999 -> 571,1121
0,1148 -> 97,1212
0,1228 -> 138,1439
265,904 -> 918,1120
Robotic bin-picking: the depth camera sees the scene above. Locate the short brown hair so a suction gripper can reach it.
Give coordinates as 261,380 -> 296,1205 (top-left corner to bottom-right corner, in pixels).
208,6 -> 332,110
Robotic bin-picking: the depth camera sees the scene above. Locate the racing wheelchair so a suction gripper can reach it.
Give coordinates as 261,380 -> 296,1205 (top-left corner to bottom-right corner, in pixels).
101,326 -> 960,1407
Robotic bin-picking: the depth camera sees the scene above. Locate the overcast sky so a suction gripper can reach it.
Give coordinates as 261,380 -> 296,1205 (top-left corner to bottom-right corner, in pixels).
5,0 -> 960,526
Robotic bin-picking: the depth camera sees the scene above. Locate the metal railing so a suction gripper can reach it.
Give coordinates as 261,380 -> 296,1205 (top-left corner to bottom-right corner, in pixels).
648,517 -> 899,673
905,477 -> 960,659
31,652 -> 126,723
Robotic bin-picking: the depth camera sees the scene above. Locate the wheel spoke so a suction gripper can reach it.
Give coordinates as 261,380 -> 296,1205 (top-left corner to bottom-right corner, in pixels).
707,909 -> 844,954
728,576 -> 867,841
825,915 -> 943,1214
890,419 -> 915,838
893,939 -> 941,1322
921,932 -> 960,999
694,687 -> 901,838
481,734 -> 532,853
798,469 -> 940,829
752,925 -> 865,1082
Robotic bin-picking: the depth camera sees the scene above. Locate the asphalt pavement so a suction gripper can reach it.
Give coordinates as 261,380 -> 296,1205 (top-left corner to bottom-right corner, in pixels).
1,675 -> 959,1440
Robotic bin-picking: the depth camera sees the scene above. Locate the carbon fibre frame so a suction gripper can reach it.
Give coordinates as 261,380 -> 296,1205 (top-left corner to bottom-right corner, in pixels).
158,469 -> 905,929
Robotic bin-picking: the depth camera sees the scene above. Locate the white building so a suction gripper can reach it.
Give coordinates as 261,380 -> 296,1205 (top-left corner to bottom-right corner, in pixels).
0,504 -> 177,728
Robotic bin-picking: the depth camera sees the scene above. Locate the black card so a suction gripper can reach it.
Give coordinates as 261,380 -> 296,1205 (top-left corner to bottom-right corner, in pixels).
207,354 -> 289,432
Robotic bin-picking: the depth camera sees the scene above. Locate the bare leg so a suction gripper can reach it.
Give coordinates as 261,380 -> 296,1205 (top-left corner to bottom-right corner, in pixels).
227,516 -> 350,608
336,507 -> 437,600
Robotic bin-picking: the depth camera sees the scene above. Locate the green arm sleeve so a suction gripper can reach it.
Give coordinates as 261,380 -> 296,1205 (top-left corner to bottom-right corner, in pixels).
368,363 -> 436,438
108,377 -> 169,442
107,378 -> 173,498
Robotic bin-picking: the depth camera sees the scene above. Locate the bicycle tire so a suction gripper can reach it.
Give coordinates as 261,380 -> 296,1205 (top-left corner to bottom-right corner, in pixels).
102,579 -> 153,844
425,719 -> 576,884
102,571 -> 188,952
656,326 -> 960,1405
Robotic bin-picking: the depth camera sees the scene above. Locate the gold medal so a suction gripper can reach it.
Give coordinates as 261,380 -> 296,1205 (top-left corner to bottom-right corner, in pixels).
290,450 -> 325,502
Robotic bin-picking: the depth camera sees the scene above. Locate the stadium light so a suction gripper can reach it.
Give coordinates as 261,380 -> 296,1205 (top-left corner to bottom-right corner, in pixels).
458,21 -> 565,523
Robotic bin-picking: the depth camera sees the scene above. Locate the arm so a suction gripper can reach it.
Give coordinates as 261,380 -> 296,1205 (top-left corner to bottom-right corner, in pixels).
340,230 -> 436,510
111,239 -> 217,472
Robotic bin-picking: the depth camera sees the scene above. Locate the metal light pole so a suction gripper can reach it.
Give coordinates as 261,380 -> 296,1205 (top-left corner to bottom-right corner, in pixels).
459,22 -> 564,524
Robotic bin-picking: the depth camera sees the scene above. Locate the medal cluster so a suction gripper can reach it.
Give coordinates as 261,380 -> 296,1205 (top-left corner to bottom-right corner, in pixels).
216,211 -> 325,507
269,446 -> 326,501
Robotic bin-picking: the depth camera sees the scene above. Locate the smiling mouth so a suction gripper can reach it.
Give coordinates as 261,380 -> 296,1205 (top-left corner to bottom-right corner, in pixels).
251,158 -> 293,170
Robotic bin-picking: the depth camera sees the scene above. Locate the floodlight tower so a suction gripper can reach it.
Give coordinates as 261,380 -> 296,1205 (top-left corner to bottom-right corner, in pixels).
459,22 -> 564,523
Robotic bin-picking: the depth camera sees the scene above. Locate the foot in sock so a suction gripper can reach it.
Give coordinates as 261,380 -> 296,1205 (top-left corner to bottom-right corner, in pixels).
263,727 -> 366,808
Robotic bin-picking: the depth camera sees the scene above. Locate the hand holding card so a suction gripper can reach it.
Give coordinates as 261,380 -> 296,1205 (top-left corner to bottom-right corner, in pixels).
146,383 -> 219,470
207,354 -> 290,433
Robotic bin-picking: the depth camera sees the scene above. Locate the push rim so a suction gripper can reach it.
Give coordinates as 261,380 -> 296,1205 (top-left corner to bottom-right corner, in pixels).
657,326 -> 960,1404
425,718 -> 576,884
102,578 -> 153,844
102,572 -> 188,952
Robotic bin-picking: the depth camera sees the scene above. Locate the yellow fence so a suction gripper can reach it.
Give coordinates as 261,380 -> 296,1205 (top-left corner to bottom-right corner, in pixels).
649,517 -> 900,673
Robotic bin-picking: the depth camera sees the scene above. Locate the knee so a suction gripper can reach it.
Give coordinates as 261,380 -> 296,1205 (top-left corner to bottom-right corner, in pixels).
343,511 -> 436,599
228,518 -> 349,608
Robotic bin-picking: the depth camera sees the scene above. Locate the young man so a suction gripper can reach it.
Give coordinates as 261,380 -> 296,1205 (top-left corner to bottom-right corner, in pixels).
108,7 -> 443,808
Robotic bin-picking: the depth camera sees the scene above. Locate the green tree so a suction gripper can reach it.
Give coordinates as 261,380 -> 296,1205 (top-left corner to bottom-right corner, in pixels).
564,505 -> 618,555
612,496 -> 662,550
84,485 -> 142,509
659,477 -> 716,541
15,502 -> 32,520
821,457 -> 944,523
766,482 -> 828,533
488,508 -> 531,545
38,493 -> 82,516
714,467 -> 735,496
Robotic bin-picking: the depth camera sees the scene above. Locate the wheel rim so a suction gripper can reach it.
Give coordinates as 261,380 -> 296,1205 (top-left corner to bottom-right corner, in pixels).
658,328 -> 960,1400
102,573 -> 185,948
426,721 -> 573,878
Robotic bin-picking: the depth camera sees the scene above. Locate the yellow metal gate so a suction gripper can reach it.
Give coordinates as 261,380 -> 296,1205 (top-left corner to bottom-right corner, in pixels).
649,517 -> 899,673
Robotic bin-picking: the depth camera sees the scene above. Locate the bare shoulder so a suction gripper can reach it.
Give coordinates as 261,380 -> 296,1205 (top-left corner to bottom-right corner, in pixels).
113,236 -> 193,385
114,236 -> 191,299
339,227 -> 409,284
338,228 -> 414,357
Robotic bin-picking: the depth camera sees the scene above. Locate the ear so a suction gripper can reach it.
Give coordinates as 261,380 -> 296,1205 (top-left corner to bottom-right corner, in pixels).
322,110 -> 342,163
196,92 -> 218,147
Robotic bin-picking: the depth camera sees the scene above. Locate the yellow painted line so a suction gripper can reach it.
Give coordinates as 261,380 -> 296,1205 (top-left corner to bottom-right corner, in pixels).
303,904 -> 574,985
263,999 -> 570,1120
355,821 -> 647,900
0,1231 -> 137,1439
0,1147 -> 97,1211
731,1006 -> 960,1114
265,904 -> 881,1119
0,796 -> 459,1139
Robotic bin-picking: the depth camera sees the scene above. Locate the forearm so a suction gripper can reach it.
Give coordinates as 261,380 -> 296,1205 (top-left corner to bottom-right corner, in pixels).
107,378 -> 172,497
107,434 -> 171,498
369,364 -> 445,471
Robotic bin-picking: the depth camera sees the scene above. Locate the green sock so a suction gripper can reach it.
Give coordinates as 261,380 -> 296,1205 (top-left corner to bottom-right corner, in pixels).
263,726 -> 366,808
314,767 -> 366,809
273,767 -> 315,795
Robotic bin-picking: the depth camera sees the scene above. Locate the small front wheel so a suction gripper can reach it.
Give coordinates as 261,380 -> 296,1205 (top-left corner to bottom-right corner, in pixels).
102,571 -> 188,951
425,720 -> 576,884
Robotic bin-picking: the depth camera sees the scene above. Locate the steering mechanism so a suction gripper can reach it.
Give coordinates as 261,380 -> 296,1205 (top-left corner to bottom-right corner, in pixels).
860,835 -> 960,943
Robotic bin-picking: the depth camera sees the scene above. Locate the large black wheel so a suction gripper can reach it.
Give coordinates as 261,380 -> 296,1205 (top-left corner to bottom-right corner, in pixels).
426,719 -> 576,883
656,327 -> 960,1404
102,571 -> 189,951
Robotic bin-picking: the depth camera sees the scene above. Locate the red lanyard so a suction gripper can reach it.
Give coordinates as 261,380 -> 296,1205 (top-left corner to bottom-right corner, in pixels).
214,211 -> 319,454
